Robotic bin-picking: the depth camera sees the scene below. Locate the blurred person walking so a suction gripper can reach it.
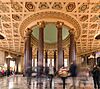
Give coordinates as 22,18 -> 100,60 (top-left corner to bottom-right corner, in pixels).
69,61 -> 78,89
91,65 -> 100,89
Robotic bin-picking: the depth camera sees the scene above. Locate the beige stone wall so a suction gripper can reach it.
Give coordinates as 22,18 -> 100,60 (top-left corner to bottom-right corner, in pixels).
0,51 -> 5,65
18,56 -> 24,73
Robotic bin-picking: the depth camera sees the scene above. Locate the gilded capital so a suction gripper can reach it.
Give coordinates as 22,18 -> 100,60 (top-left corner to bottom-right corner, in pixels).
37,21 -> 45,28
24,28 -> 32,38
56,21 -> 64,29
69,28 -> 75,34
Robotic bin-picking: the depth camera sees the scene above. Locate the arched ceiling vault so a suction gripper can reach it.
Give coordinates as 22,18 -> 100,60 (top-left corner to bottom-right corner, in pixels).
0,0 -> 99,56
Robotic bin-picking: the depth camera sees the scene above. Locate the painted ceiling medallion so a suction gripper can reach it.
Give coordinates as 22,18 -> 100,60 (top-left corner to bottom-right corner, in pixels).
25,2 -> 35,11
80,15 -> 88,22
38,2 -> 49,10
52,2 -> 62,10
79,3 -> 89,12
66,2 -> 76,12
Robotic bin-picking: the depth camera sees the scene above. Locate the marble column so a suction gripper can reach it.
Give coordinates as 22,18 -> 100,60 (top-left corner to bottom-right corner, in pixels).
56,21 -> 64,69
63,50 -> 64,66
54,50 -> 56,72
6,58 -> 10,70
84,55 -> 88,65
45,50 -> 48,67
16,57 -> 19,73
37,21 -> 45,67
37,50 -> 38,67
24,28 -> 32,76
69,29 -> 76,64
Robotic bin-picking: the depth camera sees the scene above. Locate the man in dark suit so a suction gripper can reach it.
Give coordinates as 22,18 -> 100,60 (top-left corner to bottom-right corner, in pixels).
26,67 -> 32,85
92,65 -> 100,89
69,61 -> 78,89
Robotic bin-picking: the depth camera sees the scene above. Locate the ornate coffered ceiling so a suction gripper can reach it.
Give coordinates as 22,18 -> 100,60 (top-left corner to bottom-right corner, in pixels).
0,0 -> 100,56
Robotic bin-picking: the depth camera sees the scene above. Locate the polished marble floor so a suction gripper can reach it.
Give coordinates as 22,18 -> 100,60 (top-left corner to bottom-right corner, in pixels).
0,75 -> 94,89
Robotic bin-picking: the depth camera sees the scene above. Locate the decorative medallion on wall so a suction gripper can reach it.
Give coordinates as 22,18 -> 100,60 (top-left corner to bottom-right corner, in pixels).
38,2 -> 49,10
66,2 -> 76,12
25,2 -> 35,12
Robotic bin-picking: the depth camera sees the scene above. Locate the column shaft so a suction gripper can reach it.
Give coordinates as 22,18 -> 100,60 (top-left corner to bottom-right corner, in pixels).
45,50 -> 48,67
38,27 -> 44,66
54,50 -> 56,72
57,21 -> 64,69
6,58 -> 10,70
24,28 -> 32,76
69,30 -> 76,64
38,21 -> 45,67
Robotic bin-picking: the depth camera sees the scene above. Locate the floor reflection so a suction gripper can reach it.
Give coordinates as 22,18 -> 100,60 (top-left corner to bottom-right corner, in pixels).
0,75 -> 94,89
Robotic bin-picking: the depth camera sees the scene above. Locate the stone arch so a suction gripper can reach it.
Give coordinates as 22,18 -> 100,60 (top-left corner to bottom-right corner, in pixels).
19,11 -> 81,39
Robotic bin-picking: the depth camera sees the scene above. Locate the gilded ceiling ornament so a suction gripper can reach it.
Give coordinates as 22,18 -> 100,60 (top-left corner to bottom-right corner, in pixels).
90,24 -> 97,29
12,14 -> 21,21
80,15 -> 88,22
91,4 -> 100,13
2,15 -> 10,22
3,23 -> 11,28
90,15 -> 98,22
13,23 -> 19,28
25,2 -> 35,12
82,23 -> 88,29
0,4 -> 9,12
11,2 -> 22,12
66,2 -> 76,12
78,3 -> 89,12
52,2 -> 62,10
38,2 -> 49,10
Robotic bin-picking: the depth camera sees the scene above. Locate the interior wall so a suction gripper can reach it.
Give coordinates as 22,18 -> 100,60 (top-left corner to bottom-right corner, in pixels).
0,50 -> 5,65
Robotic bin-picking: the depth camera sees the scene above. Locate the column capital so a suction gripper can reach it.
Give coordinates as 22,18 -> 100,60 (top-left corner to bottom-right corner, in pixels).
69,28 -> 75,34
56,21 -> 64,29
24,28 -> 32,38
37,21 -> 45,29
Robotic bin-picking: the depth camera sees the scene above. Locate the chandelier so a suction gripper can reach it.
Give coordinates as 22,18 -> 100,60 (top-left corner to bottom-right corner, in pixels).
88,54 -> 94,59
6,53 -> 12,59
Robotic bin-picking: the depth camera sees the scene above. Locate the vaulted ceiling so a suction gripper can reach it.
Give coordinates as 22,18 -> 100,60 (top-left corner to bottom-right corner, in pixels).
0,0 -> 100,56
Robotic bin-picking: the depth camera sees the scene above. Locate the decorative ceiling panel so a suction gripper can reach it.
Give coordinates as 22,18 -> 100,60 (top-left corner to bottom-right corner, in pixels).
39,2 -> 49,10
0,0 -> 99,56
25,2 -> 35,11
